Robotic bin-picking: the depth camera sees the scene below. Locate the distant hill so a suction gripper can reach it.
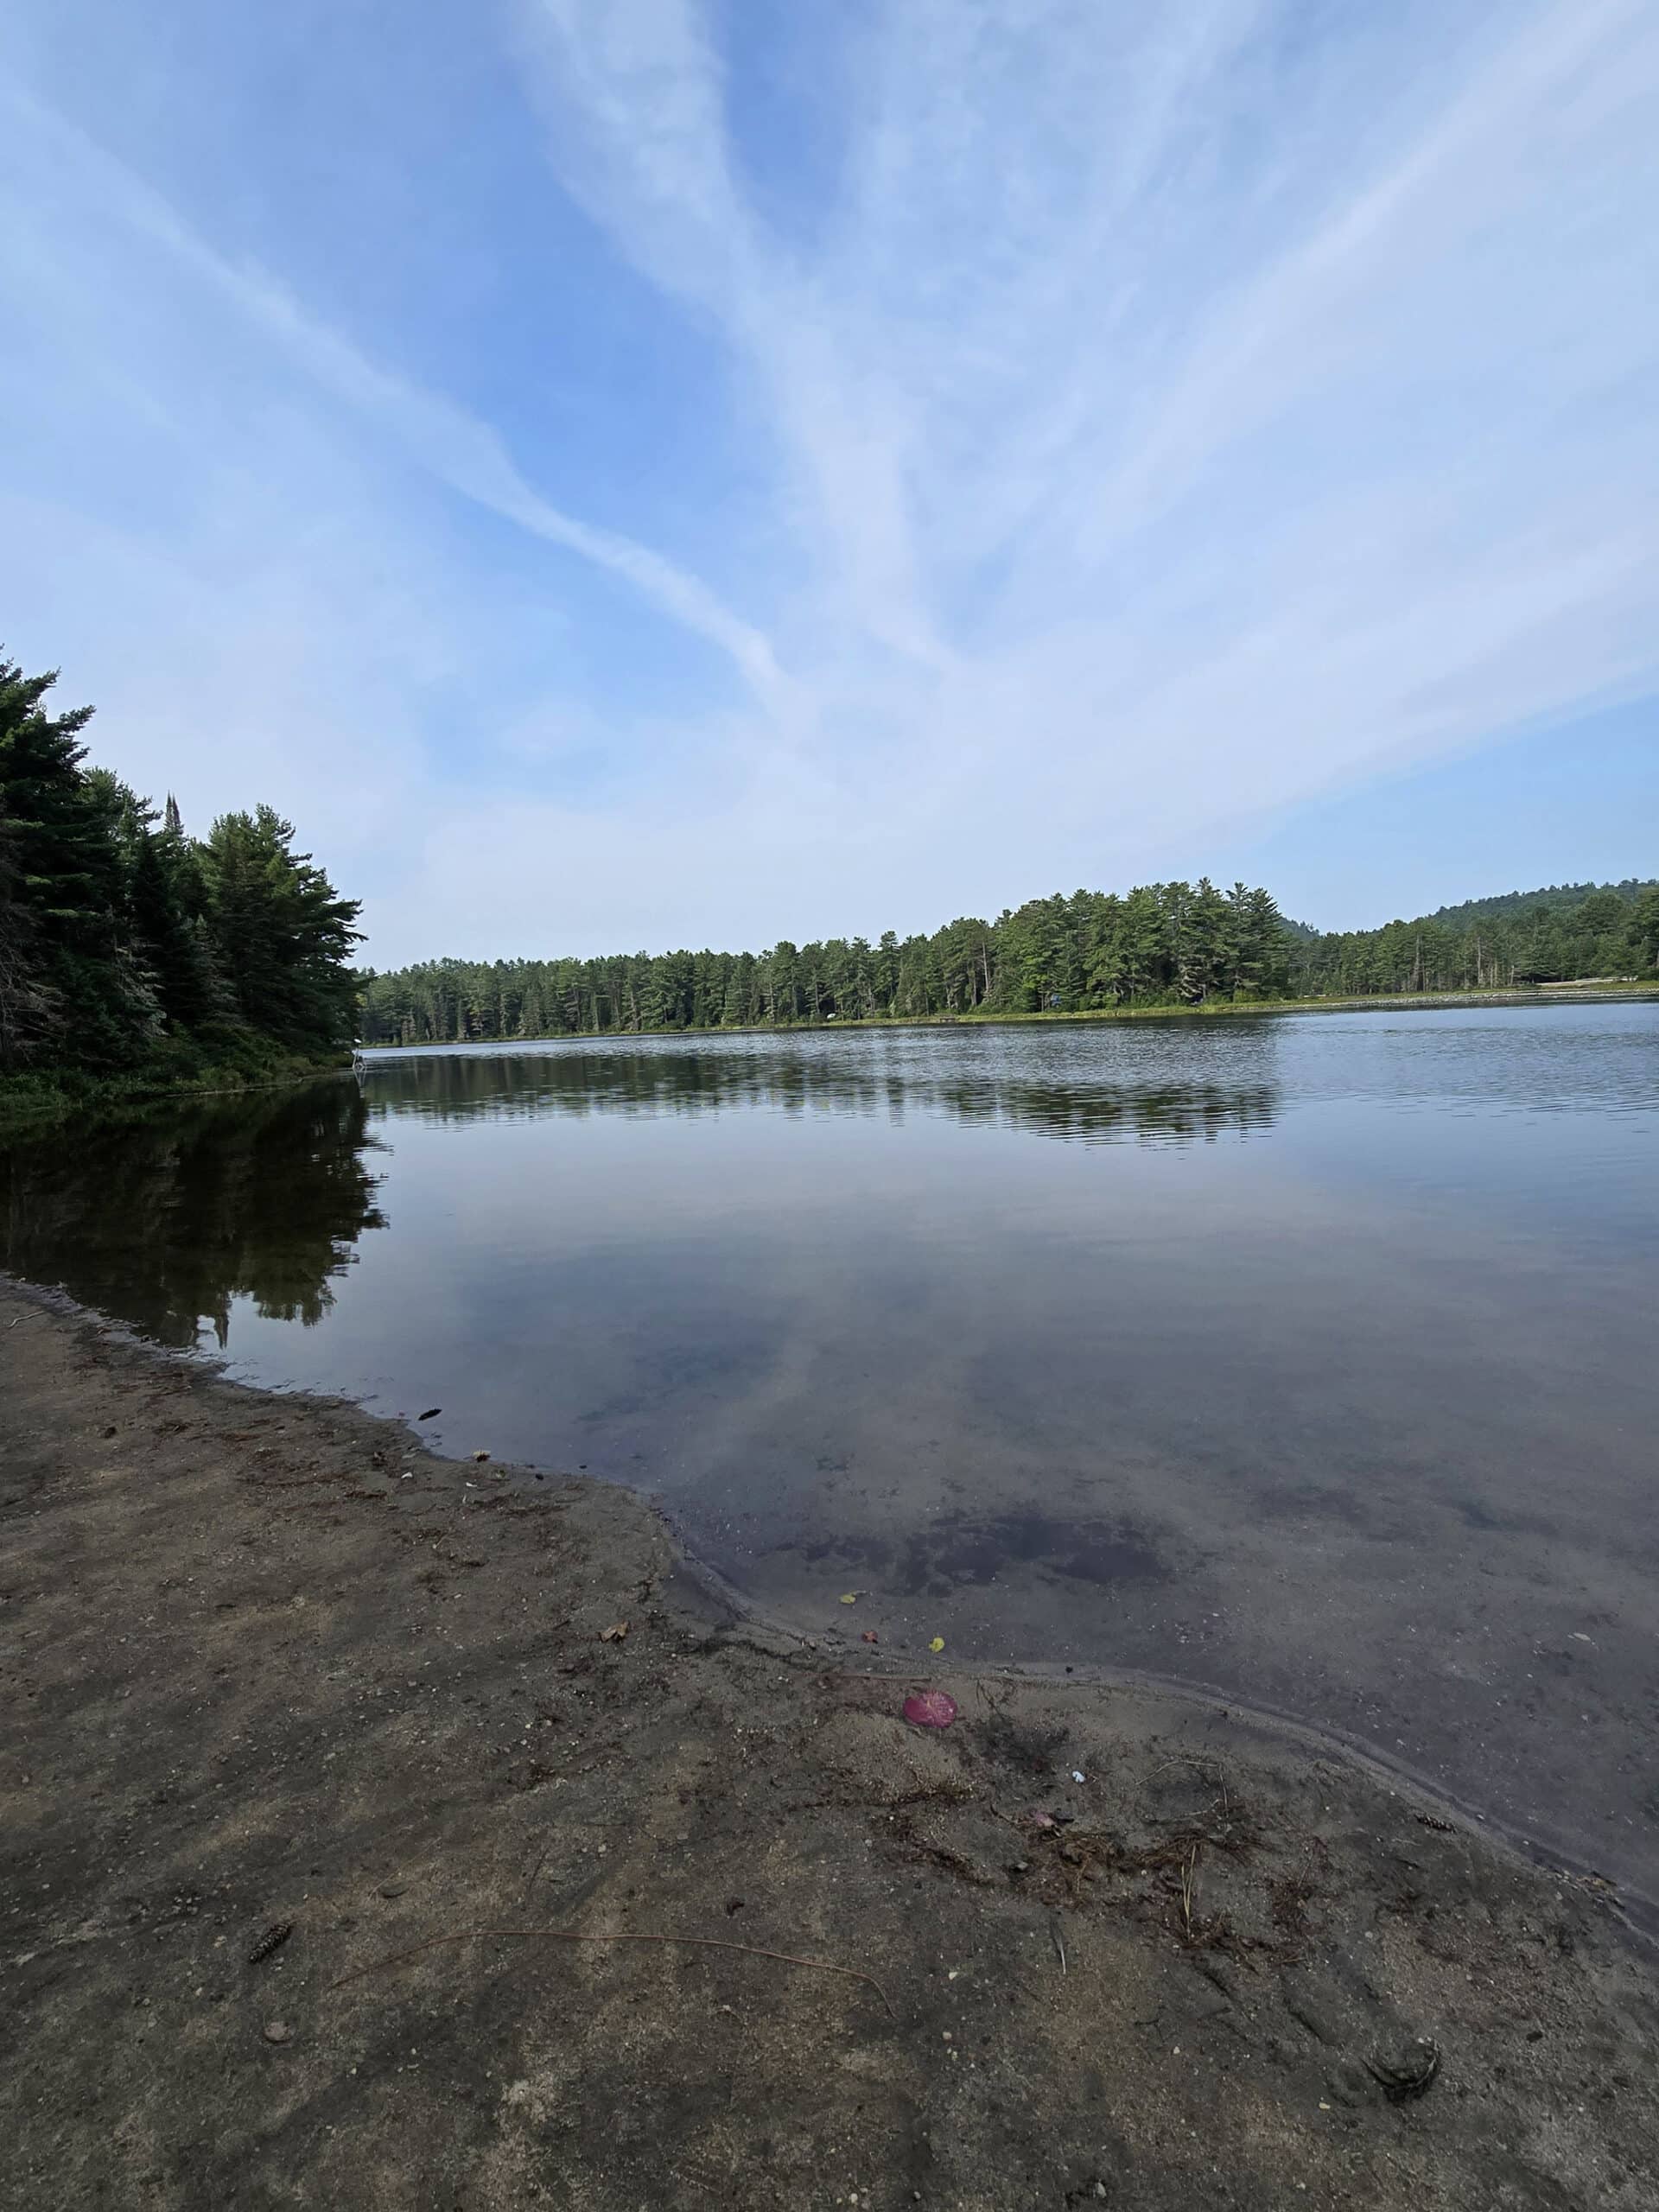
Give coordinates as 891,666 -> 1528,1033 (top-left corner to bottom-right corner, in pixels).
1424,880 -> 1658,929
1290,875 -> 1659,994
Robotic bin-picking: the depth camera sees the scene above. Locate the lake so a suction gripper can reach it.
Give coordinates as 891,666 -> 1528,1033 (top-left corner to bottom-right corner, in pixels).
5,999 -> 1656,1902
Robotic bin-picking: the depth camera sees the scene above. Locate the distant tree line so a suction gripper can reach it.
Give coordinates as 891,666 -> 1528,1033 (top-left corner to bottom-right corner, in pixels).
0,654 -> 360,1084
1287,881 -> 1659,997
359,880 -> 1293,1042
11,638 -> 1645,1067
1423,879 -> 1659,927
361,873 -> 1658,1046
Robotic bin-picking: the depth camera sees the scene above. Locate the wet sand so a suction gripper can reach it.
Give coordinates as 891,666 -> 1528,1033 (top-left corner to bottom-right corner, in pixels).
3,1276 -> 1657,2210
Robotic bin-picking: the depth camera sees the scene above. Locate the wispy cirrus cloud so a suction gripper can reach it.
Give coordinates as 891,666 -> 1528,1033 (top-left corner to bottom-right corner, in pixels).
0,0 -> 1654,957
3,83 -> 792,719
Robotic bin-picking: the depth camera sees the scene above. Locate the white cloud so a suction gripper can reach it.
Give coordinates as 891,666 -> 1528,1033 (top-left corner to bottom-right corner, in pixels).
0,0 -> 1655,957
3,85 -> 791,721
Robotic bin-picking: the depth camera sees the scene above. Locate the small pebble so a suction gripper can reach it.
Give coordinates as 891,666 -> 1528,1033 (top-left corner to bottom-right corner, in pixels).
263,2021 -> 291,2045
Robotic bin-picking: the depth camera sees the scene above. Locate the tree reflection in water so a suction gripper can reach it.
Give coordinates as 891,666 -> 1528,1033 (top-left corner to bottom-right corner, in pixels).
1,1080 -> 385,1348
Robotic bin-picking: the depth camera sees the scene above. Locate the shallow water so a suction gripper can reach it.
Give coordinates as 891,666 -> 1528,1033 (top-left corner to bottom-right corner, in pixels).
6,1001 -> 1657,1896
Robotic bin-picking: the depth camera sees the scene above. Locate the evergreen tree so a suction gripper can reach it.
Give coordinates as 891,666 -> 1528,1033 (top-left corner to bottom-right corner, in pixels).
1634,887 -> 1659,972
200,806 -> 362,1051
137,794 -> 227,1028
0,793 -> 54,1061
1,653 -> 365,1084
0,661 -> 156,1065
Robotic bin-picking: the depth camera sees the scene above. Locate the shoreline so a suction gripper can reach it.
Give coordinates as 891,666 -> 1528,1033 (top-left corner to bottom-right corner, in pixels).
359,980 -> 1659,1052
5,1279 -> 1657,2209
15,1278 -> 1651,1940
0,1051 -> 353,1135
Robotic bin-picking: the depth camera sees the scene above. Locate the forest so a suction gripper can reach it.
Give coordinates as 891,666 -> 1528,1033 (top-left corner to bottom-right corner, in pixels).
1289,880 -> 1659,997
358,880 -> 1293,1043
0,655 -> 360,1103
358,874 -> 1657,1046
6,645 -> 1652,1068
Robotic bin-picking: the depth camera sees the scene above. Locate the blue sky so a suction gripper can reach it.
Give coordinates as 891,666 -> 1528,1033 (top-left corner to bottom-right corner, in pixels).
1,0 -> 1655,961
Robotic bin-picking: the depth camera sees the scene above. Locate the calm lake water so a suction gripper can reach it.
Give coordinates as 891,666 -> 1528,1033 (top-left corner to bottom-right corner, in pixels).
6,1000 -> 1657,1899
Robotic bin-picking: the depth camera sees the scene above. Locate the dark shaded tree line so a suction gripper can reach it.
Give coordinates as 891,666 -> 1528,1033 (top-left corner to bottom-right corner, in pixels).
359,880 -> 1293,1043
0,654 -> 360,1082
1287,882 -> 1659,998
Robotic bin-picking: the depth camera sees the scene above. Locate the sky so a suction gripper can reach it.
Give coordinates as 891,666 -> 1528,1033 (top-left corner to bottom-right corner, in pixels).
1,0 -> 1655,962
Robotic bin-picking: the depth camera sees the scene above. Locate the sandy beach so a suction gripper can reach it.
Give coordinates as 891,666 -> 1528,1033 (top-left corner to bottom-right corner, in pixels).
3,1277 -> 1656,2210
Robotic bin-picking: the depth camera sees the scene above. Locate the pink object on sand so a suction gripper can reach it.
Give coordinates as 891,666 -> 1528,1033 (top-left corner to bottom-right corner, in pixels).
903,1688 -> 958,1729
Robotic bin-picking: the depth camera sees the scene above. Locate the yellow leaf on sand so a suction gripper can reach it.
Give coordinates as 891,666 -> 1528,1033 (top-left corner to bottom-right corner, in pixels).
929,1636 -> 945,1653
839,1592 -> 858,1605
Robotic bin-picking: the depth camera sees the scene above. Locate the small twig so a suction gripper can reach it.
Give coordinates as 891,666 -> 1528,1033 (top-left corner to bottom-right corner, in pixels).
1179,1845 -> 1200,1941
327,1928 -> 895,2018
1049,1916 -> 1067,1975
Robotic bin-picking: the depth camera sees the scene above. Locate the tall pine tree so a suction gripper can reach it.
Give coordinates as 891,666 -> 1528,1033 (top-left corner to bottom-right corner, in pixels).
1,652 -> 363,1083
200,806 -> 361,1051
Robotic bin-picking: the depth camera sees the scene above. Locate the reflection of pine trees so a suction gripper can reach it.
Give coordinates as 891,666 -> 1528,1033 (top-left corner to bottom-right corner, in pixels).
0,1081 -> 385,1347
364,1045 -> 1281,1148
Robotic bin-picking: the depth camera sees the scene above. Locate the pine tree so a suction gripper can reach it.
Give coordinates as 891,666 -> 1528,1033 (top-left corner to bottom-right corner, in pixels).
200,805 -> 361,1050
0,659 -> 156,1065
1635,887 -> 1659,972
0,793 -> 54,1060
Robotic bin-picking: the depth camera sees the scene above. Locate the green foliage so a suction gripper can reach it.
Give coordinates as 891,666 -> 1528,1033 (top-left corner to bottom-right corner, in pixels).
0,1029 -> 358,1132
200,805 -> 360,1047
1288,880 -> 1658,996
358,879 -> 1296,1043
360,870 -> 1657,1048
0,651 -> 360,1093
1424,879 -> 1658,928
